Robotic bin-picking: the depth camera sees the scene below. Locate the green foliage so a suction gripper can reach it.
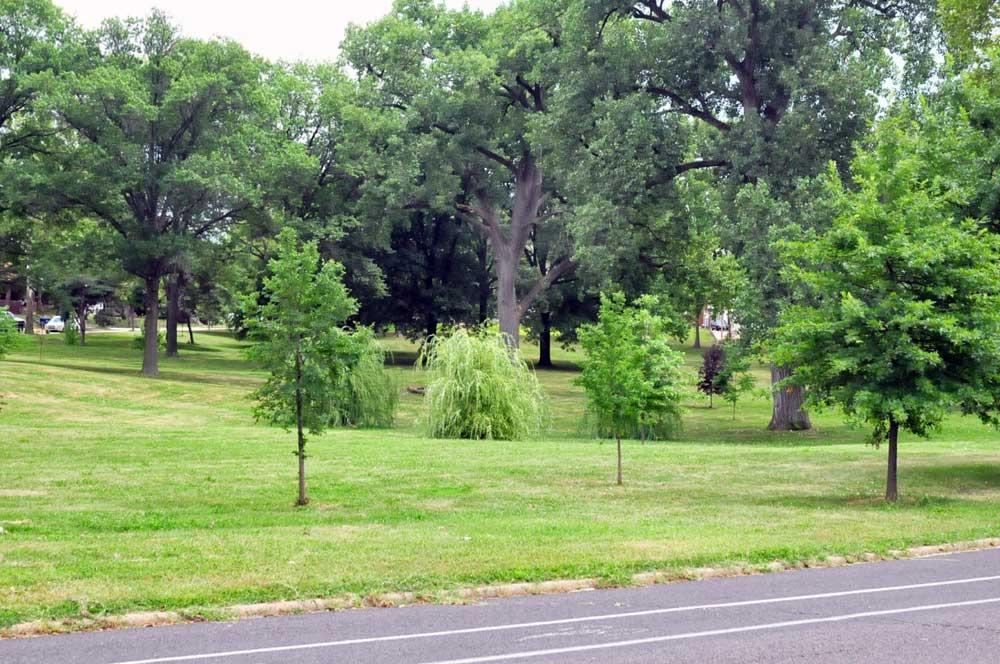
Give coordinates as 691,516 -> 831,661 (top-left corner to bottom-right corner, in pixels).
338,327 -> 399,429
774,134 -> 1000,448
245,228 -> 364,434
576,293 -> 685,442
715,345 -> 757,421
419,328 -> 547,441
0,309 -> 17,359
62,317 -> 78,346
132,331 -> 165,352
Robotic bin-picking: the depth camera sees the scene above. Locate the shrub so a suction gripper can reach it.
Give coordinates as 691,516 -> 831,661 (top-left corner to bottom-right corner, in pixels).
94,308 -> 119,327
132,331 -> 166,351
420,328 -> 546,440
0,309 -> 16,359
63,318 -> 79,346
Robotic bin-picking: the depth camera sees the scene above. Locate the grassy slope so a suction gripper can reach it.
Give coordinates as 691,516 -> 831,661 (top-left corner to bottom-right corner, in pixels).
1,331 -> 999,628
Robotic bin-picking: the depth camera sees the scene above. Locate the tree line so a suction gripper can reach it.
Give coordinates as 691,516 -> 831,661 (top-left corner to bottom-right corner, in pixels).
3,0 -> 999,456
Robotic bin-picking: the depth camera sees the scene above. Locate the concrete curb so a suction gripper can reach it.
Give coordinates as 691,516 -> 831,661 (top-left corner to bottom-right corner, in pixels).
5,537 -> 999,639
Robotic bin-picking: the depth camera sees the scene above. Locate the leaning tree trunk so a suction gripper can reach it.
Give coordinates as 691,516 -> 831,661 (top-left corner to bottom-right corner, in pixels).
141,274 -> 161,377
23,283 -> 35,335
768,364 -> 812,431
538,311 -> 553,368
187,319 -> 195,345
165,275 -> 180,358
885,419 -> 899,502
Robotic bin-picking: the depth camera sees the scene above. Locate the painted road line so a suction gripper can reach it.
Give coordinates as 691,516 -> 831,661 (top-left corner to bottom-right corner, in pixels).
105,574 -> 1000,664
421,596 -> 1000,664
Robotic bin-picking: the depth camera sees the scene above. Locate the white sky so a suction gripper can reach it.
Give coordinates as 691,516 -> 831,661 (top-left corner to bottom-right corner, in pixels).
54,1 -> 507,62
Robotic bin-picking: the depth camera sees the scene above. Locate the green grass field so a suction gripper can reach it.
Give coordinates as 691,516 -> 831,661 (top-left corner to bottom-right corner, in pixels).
1,330 -> 999,630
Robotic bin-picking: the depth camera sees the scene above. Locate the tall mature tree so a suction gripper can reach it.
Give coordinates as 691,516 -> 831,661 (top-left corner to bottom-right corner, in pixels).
26,12 -> 270,375
774,129 -> 1000,501
0,0 -> 73,334
344,0 -> 577,347
559,0 -> 934,429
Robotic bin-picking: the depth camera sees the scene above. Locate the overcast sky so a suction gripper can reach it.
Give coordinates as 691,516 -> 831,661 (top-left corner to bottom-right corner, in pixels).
54,1 -> 508,62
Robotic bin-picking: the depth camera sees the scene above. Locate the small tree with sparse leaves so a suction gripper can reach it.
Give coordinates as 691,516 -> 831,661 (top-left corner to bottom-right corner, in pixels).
245,229 -> 366,506
576,293 -> 685,485
698,345 -> 727,408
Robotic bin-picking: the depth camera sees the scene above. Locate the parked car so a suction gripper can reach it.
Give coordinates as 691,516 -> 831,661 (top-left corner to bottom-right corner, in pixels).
2,310 -> 25,332
45,316 -> 65,333
38,315 -> 52,327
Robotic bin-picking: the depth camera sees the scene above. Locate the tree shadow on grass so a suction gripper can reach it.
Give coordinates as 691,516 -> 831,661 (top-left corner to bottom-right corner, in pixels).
906,463 -> 1000,492
4,358 -> 260,388
742,492 -> 966,511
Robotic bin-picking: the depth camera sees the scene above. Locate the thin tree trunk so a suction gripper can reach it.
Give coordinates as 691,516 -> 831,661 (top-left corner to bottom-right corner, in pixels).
538,311 -> 553,367
616,434 -> 623,486
141,275 -> 160,377
23,282 -> 35,335
768,364 -> 812,431
425,313 -> 438,341
187,319 -> 195,345
694,320 -> 702,349
886,419 -> 899,502
165,275 -> 180,357
77,298 -> 87,346
294,348 -> 308,507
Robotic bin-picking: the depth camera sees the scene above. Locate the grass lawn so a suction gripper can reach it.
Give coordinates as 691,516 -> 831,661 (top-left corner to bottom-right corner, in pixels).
1,329 -> 999,630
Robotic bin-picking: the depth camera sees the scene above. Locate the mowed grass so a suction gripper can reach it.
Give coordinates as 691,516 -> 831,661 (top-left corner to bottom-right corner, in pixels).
1,330 -> 1000,629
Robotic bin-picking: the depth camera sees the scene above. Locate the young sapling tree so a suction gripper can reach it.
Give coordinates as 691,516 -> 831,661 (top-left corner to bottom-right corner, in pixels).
576,293 -> 684,485
245,229 -> 360,506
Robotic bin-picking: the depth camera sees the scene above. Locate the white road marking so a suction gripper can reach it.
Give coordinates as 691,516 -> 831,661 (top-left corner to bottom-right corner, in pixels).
420,596 -> 1000,664
104,574 -> 1000,664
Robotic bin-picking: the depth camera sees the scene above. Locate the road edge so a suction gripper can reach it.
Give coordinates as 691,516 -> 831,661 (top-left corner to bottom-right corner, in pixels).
4,536 -> 999,639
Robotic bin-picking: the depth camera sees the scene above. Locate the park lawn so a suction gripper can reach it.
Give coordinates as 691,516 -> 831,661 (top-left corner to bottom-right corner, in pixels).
1,330 -> 1000,630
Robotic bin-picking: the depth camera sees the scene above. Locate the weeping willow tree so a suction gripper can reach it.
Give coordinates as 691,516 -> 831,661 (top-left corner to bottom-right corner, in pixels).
336,327 -> 399,428
419,328 -> 547,440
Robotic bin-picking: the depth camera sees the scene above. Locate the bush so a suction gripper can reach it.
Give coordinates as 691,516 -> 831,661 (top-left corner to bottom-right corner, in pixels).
0,309 -> 16,359
64,318 -> 79,346
336,327 -> 399,428
420,328 -> 547,440
94,308 -> 119,327
132,331 -> 166,351
697,345 -> 727,407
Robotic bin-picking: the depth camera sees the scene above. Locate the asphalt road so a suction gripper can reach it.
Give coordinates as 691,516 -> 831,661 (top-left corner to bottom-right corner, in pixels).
4,548 -> 1000,664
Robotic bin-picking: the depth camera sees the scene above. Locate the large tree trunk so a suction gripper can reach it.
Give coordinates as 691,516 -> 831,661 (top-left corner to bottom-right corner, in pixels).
495,248 -> 520,347
165,275 -> 180,358
886,419 -> 899,502
141,275 -> 160,377
464,156 -> 575,350
768,364 -> 811,431
538,311 -> 553,368
694,320 -> 702,349
23,282 -> 35,335
294,349 -> 308,507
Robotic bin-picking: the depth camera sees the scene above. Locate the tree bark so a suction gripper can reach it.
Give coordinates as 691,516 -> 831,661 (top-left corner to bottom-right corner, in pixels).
616,434 -> 623,486
165,275 -> 180,357
768,363 -> 812,431
187,319 -> 195,345
538,311 -> 553,367
23,282 -> 35,335
496,246 -> 520,347
294,348 -> 308,507
886,419 -> 899,502
694,320 -> 702,349
141,275 -> 160,377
